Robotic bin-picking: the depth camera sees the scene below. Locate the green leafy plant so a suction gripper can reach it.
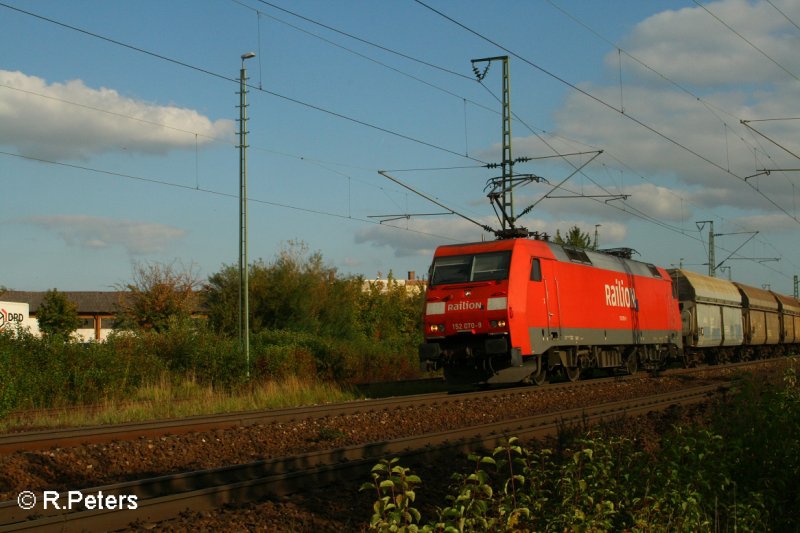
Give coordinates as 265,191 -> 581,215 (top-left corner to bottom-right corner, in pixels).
360,457 -> 423,532
361,368 -> 800,531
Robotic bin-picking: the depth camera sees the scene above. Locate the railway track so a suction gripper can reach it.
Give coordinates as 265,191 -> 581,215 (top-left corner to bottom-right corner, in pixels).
0,382 -> 725,533
0,358 -> 776,455
0,390 -> 453,454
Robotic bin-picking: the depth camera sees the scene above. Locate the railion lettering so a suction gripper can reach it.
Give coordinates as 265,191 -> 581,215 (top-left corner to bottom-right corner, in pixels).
446,301 -> 483,312
604,279 -> 637,309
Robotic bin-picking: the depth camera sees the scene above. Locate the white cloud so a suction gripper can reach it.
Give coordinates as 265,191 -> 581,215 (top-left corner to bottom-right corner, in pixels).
21,215 -> 186,255
541,0 -> 800,218
525,181 -> 693,223
614,0 -> 800,86
355,217 -> 482,258
367,1 -> 800,266
0,70 -> 233,161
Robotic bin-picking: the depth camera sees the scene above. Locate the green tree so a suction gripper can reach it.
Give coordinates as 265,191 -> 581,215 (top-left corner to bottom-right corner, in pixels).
554,225 -> 595,249
36,288 -> 81,338
203,242 -> 424,348
359,271 -> 424,345
116,261 -> 201,332
204,263 -> 240,335
204,241 -> 365,340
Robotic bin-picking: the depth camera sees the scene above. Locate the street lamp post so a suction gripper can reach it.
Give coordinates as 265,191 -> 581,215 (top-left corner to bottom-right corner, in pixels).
239,52 -> 255,377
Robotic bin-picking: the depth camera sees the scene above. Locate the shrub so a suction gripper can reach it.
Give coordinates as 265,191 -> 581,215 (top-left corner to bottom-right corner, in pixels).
0,328 -> 163,410
0,342 -> 16,418
362,368 -> 800,532
111,318 -> 242,388
115,261 -> 202,333
203,244 -> 423,353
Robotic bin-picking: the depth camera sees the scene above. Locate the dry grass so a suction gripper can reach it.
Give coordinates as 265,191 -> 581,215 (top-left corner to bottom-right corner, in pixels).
0,374 -> 358,431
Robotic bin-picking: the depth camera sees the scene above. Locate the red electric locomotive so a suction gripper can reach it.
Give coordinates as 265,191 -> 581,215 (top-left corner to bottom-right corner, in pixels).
419,238 -> 683,385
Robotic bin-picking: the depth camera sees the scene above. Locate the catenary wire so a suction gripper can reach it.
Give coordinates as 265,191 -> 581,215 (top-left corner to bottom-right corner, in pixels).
0,1 -> 486,166
764,0 -> 800,31
531,1 -> 798,261
414,0 -> 800,228
2,1 -> 796,277
231,0 -> 498,115
692,0 -> 800,81
0,149 -> 464,243
243,0 -> 799,274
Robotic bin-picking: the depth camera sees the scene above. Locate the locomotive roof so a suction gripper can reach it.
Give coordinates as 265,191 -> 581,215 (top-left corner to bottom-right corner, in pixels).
433,238 -> 667,280
545,243 -> 665,280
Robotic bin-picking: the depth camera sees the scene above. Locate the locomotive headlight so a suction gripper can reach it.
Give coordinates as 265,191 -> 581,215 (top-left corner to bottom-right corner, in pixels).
490,320 -> 507,328
429,324 -> 445,334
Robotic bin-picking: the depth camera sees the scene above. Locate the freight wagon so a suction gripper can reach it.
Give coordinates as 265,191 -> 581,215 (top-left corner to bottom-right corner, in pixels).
735,282 -> 781,357
669,269 -> 744,365
772,292 -> 800,346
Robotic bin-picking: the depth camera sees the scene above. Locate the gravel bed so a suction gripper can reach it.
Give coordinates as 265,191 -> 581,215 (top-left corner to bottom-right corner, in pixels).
1,360 -> 791,531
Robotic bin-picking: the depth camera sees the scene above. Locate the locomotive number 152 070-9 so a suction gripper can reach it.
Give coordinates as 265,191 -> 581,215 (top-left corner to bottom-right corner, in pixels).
453,321 -> 482,331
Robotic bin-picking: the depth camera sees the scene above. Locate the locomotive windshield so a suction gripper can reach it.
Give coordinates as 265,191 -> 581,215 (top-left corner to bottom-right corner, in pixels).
429,251 -> 511,285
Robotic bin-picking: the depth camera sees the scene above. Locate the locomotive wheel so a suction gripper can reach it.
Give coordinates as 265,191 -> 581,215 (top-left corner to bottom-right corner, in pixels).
529,366 -> 547,386
625,354 -> 638,376
564,365 -> 581,382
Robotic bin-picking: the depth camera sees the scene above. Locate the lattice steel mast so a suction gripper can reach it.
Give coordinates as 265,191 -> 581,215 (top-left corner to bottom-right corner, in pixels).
472,55 -> 534,238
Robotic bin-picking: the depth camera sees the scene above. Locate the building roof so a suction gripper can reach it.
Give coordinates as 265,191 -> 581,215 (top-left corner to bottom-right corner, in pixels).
1,291 -> 124,314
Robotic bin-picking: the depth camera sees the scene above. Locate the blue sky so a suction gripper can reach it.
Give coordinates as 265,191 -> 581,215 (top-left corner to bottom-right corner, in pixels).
1,0 -> 799,296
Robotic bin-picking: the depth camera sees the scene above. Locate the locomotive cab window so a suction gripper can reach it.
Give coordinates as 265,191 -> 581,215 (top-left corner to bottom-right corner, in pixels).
646,264 -> 662,278
430,251 -> 511,285
472,251 -> 511,281
530,258 -> 542,282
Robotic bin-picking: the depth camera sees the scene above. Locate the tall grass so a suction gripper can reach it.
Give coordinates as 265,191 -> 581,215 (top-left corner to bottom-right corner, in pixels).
0,321 -> 419,427
0,373 -> 357,431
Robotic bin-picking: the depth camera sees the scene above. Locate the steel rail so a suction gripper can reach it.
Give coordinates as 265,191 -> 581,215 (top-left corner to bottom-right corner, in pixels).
0,390 -> 454,454
3,377 -> 445,421
0,358 -> 777,454
0,383 -> 725,532
0,375 -> 636,453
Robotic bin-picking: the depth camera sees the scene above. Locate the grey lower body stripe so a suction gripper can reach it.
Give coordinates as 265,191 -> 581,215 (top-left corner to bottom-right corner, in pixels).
530,327 -> 677,355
